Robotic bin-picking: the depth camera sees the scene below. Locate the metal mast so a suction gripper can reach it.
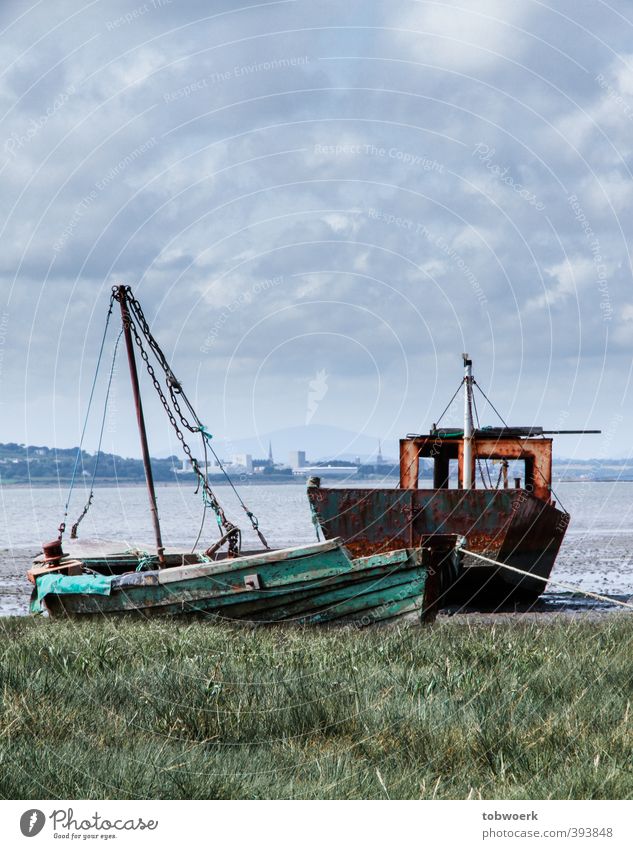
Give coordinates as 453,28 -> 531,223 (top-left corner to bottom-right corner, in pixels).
117,285 -> 166,567
462,353 -> 474,489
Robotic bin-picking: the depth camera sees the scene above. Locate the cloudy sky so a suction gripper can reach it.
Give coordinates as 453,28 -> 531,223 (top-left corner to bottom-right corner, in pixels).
0,0 -> 632,460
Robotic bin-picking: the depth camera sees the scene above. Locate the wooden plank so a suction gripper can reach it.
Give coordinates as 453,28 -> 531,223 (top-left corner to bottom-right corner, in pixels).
351,548 -> 418,570
232,568 -> 426,623
136,548 -> 354,595
156,538 -> 343,584
333,596 -> 425,625
27,560 -> 84,582
296,579 -> 426,624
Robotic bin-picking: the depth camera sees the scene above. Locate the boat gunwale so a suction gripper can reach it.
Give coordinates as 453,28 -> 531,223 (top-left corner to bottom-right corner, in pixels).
153,537 -> 345,585
31,537 -> 346,582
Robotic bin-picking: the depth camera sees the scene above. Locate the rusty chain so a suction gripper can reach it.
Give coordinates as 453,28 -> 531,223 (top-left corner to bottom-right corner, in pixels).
111,286 -> 270,555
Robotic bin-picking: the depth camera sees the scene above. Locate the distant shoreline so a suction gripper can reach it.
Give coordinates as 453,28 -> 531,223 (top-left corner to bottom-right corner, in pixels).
2,477 -> 632,489
0,477 -> 398,489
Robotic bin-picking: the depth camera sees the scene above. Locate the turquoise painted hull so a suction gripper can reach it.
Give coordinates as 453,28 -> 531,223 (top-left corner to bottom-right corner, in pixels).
34,537 -> 459,625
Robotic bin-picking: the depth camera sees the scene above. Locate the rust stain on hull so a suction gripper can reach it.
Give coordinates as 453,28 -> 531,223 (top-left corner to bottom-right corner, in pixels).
308,486 -> 568,605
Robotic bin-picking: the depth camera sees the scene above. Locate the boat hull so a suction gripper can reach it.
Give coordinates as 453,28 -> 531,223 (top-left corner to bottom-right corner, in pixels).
35,537 -> 459,624
307,487 -> 568,605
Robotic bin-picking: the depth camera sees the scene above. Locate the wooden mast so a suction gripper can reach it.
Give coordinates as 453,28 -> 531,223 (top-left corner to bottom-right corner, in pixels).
117,285 -> 166,567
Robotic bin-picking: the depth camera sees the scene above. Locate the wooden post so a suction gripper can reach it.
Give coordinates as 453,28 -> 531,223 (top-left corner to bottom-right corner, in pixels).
117,285 -> 166,567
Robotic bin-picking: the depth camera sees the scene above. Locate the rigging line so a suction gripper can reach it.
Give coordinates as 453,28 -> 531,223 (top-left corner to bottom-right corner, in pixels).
472,379 -> 568,514
129,299 -> 269,548
71,329 -> 123,538
471,390 -> 493,488
471,390 -> 487,489
175,374 -> 260,536
393,377 -> 466,490
191,426 -> 210,554
118,294 -> 235,535
434,378 -> 465,427
59,294 -> 115,538
121,319 -> 240,555
201,433 -> 270,548
125,291 -> 268,547
471,379 -> 509,427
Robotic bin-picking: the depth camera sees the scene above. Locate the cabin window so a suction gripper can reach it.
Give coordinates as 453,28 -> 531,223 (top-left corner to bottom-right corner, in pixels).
475,458 -> 534,491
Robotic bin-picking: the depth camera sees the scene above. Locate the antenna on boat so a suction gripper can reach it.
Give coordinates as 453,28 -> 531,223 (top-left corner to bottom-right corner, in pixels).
116,285 -> 166,567
462,353 -> 474,489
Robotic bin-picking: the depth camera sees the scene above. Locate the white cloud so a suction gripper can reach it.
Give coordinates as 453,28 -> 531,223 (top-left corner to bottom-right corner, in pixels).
393,0 -> 532,73
0,0 -> 632,454
527,257 -> 594,310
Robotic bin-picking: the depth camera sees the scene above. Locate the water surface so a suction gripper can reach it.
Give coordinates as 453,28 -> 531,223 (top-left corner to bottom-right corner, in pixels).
1,480 -> 631,616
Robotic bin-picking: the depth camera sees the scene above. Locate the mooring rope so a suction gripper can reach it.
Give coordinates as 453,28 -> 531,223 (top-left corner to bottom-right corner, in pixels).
461,547 -> 633,611
58,295 -> 115,539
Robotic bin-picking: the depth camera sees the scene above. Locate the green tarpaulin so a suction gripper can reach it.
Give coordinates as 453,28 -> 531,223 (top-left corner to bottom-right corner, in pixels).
32,572 -> 113,613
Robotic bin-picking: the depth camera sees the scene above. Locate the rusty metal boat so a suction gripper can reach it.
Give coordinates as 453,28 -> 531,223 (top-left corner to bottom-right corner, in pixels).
307,355 -> 600,606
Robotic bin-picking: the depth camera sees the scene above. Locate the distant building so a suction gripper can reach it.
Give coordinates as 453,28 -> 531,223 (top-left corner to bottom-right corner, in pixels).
288,450 -> 306,469
292,464 -> 357,478
357,442 -> 400,477
232,453 -> 253,473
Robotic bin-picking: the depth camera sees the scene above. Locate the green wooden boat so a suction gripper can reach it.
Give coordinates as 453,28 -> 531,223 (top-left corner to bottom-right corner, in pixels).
30,536 -> 460,624
29,287 -> 460,624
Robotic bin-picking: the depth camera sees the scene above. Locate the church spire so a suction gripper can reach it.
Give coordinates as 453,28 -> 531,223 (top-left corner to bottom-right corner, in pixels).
268,440 -> 274,465
377,440 -> 383,465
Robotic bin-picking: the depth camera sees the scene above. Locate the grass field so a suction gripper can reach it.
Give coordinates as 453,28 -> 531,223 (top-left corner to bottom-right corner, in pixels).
0,615 -> 631,799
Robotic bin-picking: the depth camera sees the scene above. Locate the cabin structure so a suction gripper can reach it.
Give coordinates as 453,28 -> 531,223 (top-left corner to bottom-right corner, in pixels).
399,427 -> 554,503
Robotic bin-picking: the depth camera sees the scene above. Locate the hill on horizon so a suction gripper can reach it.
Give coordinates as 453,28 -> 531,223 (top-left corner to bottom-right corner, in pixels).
154,424 -> 398,464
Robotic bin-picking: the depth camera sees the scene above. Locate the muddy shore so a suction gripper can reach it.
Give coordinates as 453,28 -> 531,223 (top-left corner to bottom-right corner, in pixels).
3,547 -> 630,620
